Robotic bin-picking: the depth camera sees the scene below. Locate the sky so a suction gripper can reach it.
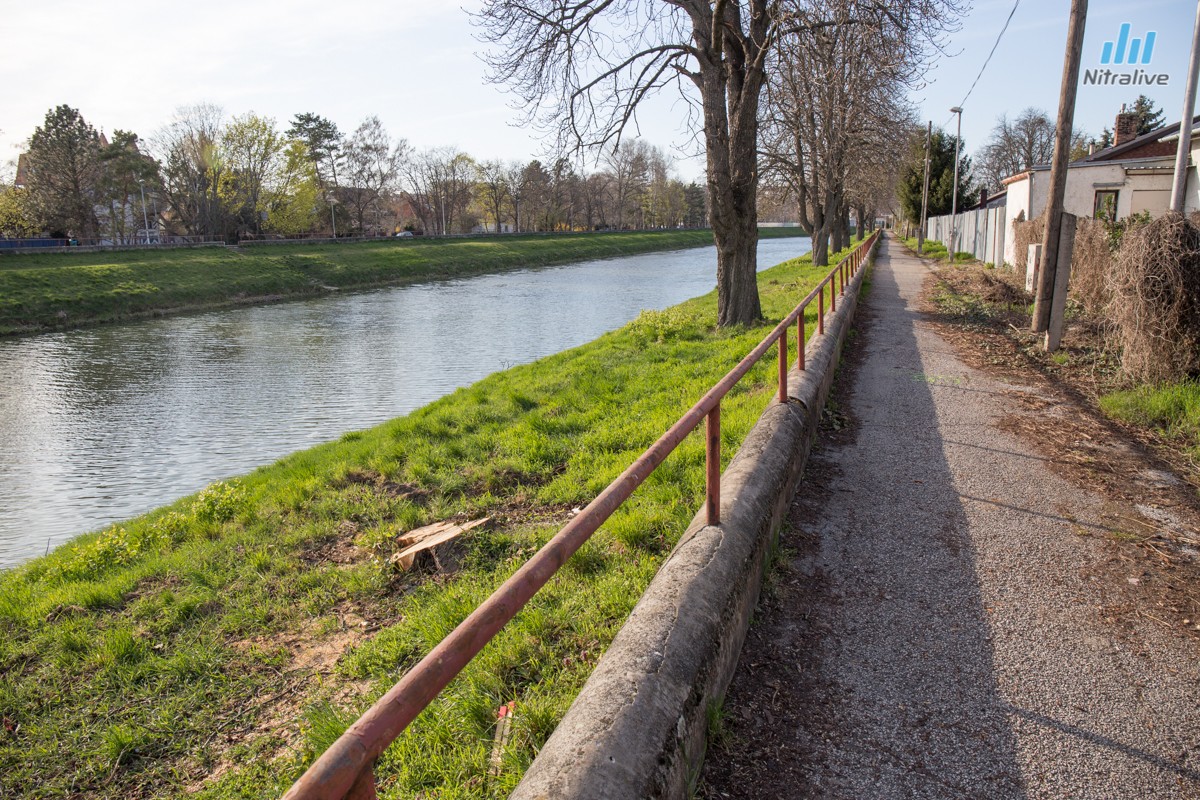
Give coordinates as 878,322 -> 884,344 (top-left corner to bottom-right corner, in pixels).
0,0 -> 1197,185
913,0 -> 1195,158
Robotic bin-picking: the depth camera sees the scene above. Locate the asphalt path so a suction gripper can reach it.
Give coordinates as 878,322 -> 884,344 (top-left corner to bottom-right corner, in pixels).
700,237 -> 1200,799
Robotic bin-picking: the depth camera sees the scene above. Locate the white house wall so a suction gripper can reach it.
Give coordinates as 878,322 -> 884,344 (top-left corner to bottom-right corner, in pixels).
989,158 -> 1195,266
1186,142 -> 1200,214
1002,178 -> 1033,265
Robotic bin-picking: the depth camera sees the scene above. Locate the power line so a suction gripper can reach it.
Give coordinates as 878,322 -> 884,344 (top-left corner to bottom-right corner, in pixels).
939,0 -> 1022,130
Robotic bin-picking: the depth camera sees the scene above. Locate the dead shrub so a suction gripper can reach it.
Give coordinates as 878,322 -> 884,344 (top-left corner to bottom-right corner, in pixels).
1069,217 -> 1116,316
1107,212 -> 1200,383
1013,214 -> 1044,282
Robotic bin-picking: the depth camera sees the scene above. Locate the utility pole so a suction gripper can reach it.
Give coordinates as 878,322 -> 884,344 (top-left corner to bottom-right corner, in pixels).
1170,0 -> 1200,213
919,121 -> 931,253
948,108 -> 962,262
1033,0 -> 1088,336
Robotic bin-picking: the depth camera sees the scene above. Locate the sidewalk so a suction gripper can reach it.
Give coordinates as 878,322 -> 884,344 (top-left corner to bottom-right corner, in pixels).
700,238 -> 1200,799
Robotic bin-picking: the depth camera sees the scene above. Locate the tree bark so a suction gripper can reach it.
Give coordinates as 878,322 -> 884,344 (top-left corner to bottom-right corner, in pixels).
693,1 -> 765,327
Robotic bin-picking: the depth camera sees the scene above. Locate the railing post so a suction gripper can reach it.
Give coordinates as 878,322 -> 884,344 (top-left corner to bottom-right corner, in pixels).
830,275 -> 836,312
798,313 -> 806,371
347,765 -> 378,800
706,404 -> 721,525
818,288 -> 825,335
778,332 -> 788,404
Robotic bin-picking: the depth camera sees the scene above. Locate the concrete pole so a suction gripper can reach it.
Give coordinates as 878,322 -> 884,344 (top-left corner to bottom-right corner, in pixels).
919,121 -> 931,253
1044,213 -> 1077,352
1033,0 -> 1087,333
949,110 -> 962,261
1170,0 -> 1200,213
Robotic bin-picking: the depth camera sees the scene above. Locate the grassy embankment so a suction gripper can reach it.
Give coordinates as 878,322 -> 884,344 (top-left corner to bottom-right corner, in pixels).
0,229 -> 803,336
0,240 -> 852,799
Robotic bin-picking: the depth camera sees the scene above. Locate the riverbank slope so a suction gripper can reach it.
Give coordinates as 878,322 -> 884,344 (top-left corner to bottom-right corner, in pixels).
0,229 -> 806,336
0,241 -> 846,798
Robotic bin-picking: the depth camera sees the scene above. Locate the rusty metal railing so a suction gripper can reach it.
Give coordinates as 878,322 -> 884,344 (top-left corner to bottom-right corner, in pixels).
281,231 -> 880,800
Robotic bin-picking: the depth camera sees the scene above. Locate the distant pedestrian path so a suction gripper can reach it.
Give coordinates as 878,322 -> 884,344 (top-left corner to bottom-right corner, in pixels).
701,237 -> 1200,799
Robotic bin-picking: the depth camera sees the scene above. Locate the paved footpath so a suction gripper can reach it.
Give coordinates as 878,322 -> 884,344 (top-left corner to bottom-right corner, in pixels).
701,238 -> 1200,799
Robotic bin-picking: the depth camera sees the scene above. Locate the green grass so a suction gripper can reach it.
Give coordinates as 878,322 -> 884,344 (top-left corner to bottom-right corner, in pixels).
0,229 -> 806,336
901,236 -> 974,263
1100,380 -> 1200,460
0,241 -> 852,799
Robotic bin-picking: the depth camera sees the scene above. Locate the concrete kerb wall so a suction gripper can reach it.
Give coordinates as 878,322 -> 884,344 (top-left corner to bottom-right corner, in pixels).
512,240 -> 876,800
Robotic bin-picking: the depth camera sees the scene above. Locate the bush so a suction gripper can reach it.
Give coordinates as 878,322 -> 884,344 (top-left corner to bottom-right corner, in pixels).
191,480 -> 247,524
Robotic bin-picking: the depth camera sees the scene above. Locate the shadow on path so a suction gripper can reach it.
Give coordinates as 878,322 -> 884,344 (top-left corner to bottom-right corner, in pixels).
701,240 -> 1026,798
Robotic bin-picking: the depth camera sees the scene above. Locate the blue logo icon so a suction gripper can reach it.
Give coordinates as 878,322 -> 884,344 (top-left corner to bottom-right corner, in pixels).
1101,23 -> 1156,65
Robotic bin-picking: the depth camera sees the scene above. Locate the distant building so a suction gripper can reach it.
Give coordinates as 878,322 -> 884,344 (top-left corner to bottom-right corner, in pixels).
14,153 -> 29,189
1000,109 -> 1199,264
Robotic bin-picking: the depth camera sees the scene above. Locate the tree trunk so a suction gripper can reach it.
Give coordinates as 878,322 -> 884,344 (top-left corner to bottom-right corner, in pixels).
812,227 -> 830,266
833,199 -> 849,251
694,2 -> 766,328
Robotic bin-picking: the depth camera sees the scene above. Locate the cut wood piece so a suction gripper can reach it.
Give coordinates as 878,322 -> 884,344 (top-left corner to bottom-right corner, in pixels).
395,520 -> 457,549
390,517 -> 490,573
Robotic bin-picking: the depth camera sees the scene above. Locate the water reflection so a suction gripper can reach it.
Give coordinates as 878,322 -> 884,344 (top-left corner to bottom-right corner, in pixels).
0,238 -> 809,567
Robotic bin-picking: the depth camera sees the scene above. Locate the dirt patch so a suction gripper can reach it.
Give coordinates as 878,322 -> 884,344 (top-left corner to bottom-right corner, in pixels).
336,468 -> 429,504
299,520 -> 368,567
188,610 -> 380,793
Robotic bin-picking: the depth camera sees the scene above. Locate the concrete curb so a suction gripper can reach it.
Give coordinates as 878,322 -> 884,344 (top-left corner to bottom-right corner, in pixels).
512,243 -> 876,800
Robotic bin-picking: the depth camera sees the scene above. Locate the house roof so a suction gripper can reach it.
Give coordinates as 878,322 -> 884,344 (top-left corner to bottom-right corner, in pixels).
1001,170 -> 1032,187
1077,114 -> 1200,163
998,115 -> 1198,187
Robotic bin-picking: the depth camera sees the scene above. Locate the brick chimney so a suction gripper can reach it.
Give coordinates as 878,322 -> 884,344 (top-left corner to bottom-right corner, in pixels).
1114,105 -> 1139,146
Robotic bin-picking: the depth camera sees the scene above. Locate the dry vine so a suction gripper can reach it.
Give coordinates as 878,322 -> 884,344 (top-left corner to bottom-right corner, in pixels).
1107,212 -> 1200,383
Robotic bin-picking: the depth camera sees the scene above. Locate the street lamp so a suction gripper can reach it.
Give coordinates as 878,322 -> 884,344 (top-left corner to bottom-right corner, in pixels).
949,106 -> 963,262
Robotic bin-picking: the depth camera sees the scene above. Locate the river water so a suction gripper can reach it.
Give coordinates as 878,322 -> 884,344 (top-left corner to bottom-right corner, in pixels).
0,237 -> 810,568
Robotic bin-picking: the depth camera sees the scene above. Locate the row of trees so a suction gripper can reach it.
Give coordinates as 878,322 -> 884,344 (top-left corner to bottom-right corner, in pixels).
2,106 -> 709,242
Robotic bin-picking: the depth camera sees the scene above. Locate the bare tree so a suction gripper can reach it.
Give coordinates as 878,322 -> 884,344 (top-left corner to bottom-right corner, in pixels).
477,0 -> 961,325
475,159 -> 511,233
476,0 -> 777,325
760,0 -> 950,264
503,160 -> 529,232
400,148 -> 476,235
154,104 -> 227,238
344,116 -> 406,234
975,108 -> 1086,192
604,140 -> 651,230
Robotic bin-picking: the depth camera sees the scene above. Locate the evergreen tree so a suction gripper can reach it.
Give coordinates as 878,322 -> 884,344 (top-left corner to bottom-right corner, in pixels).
25,105 -> 103,238
1129,94 -> 1165,135
897,128 -> 973,224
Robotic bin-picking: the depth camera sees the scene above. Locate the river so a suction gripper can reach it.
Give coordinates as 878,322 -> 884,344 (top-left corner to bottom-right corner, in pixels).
0,237 -> 810,568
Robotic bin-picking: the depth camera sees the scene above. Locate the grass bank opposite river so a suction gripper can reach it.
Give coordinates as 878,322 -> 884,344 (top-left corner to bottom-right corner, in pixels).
0,228 -> 806,336
0,240 -> 856,799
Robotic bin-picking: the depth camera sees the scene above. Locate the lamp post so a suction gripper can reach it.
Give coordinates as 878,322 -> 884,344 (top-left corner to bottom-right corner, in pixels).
138,178 -> 150,245
949,106 -> 963,262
